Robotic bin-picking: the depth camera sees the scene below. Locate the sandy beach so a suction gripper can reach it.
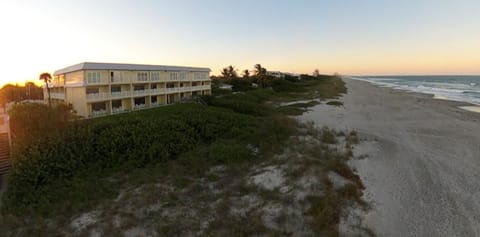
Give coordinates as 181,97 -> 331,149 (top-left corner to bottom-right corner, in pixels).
301,78 -> 480,236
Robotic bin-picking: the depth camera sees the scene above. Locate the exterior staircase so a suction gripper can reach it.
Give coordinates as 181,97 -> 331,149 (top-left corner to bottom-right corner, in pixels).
0,133 -> 11,175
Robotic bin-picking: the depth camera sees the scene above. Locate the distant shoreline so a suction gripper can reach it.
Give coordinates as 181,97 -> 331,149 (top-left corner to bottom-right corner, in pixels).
300,78 -> 480,236
347,76 -> 480,113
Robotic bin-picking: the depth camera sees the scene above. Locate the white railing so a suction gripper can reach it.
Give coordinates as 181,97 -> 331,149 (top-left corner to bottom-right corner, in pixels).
87,86 -> 210,101
87,92 -> 111,101
133,104 -> 147,110
131,89 -> 150,97
111,77 -> 128,84
91,109 -> 108,117
86,79 -> 108,85
192,85 -> 211,91
150,88 -> 166,95
112,107 -> 128,114
111,91 -> 131,99
50,92 -> 65,100
132,79 -> 150,83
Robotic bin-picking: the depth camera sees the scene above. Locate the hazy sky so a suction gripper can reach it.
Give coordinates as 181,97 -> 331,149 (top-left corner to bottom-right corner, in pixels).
1,0 -> 479,86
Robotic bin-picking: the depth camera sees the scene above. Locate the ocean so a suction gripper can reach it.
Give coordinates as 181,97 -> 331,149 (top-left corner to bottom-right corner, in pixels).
352,76 -> 480,105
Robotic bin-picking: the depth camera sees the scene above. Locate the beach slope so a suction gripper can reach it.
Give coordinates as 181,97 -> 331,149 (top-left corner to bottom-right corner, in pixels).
301,78 -> 480,236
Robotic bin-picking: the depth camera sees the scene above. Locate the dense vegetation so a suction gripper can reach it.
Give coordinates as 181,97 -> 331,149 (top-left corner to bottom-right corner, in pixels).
2,74 -> 345,216
0,82 -> 43,107
3,103 -> 296,215
0,74 -> 358,237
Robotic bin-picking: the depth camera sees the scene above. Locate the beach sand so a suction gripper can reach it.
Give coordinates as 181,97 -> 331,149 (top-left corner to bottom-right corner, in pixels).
301,78 -> 480,236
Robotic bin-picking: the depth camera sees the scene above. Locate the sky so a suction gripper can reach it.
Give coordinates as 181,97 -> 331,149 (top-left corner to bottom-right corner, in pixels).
1,0 -> 479,86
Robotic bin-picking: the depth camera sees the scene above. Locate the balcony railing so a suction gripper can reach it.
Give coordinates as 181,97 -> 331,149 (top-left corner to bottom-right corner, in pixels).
112,107 -> 128,114
91,109 -> 108,117
131,89 -> 150,97
111,91 -> 131,99
133,104 -> 147,110
87,85 -> 210,101
87,92 -> 111,101
86,79 -> 108,85
150,88 -> 166,95
110,77 -> 128,84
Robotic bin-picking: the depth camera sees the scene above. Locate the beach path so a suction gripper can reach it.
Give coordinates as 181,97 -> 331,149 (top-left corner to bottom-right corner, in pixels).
301,78 -> 480,236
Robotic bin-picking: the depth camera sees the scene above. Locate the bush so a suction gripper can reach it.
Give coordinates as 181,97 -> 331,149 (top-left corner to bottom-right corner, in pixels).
271,79 -> 304,93
2,103 -> 258,215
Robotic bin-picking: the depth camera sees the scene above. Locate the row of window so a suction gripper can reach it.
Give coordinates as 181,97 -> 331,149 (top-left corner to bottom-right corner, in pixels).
87,72 -> 101,83
89,71 -> 209,83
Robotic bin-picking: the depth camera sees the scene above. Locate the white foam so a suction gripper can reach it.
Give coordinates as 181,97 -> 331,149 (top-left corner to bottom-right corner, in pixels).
349,77 -> 480,106
459,106 -> 480,113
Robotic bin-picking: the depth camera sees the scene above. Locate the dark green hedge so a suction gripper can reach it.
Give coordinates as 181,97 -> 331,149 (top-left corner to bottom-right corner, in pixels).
2,103 -> 259,215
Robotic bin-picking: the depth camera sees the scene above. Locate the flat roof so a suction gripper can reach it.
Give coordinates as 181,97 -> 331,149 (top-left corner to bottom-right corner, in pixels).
54,62 -> 211,75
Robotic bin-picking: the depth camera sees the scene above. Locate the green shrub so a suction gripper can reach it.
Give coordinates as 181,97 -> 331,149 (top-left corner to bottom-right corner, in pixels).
321,127 -> 337,144
207,140 -> 254,164
2,103 -> 259,215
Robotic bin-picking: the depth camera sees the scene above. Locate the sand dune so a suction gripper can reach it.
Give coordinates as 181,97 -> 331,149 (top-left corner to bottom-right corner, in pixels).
301,78 -> 480,236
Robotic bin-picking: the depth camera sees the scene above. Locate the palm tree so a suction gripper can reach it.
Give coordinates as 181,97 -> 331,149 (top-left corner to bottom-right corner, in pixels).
253,64 -> 268,88
39,72 -> 52,107
254,64 -> 267,76
220,65 -> 238,79
242,69 -> 250,78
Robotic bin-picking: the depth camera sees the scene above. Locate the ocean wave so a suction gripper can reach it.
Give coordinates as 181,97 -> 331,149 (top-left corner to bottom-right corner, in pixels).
351,76 -> 480,105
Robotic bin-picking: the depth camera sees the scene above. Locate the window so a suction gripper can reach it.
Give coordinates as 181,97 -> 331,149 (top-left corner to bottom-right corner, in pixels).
170,72 -> 178,80
179,72 -> 186,80
194,72 -> 208,80
137,72 -> 148,81
151,72 -> 160,81
87,72 -> 101,84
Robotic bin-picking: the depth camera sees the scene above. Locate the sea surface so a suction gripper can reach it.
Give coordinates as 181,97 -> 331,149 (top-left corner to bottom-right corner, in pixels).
352,75 -> 480,105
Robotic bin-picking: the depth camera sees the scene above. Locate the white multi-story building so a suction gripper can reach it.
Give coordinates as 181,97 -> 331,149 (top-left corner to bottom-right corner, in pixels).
48,62 -> 211,118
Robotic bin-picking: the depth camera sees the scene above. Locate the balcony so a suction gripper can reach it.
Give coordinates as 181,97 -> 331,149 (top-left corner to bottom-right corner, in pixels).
86,92 -> 111,102
110,77 -> 129,84
192,85 -> 211,91
112,107 -> 128,114
165,87 -> 182,93
91,109 -> 108,117
111,91 -> 131,99
150,88 -> 166,95
133,104 -> 147,111
131,89 -> 150,97
86,78 -> 108,85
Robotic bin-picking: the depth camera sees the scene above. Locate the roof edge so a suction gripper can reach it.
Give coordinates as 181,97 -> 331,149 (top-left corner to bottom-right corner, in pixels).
54,62 -> 211,75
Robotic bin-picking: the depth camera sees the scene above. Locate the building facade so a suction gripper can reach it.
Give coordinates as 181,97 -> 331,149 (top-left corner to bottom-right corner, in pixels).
48,62 -> 211,118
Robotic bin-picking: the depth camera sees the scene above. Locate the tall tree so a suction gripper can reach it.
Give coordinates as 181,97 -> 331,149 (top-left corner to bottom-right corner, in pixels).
253,64 -> 268,88
220,65 -> 238,80
254,64 -> 267,76
39,72 -> 52,107
242,69 -> 250,78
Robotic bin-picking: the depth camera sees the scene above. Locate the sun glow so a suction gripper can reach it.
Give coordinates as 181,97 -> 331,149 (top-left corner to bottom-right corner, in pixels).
1,1 -> 480,88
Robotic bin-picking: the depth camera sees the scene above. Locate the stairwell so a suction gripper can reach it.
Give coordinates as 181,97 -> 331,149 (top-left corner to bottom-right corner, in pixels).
0,133 -> 11,175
